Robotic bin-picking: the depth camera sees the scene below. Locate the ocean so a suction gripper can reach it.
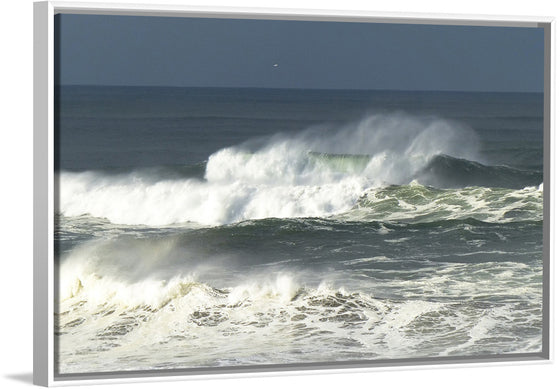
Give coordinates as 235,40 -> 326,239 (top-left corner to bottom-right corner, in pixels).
54,86 -> 544,374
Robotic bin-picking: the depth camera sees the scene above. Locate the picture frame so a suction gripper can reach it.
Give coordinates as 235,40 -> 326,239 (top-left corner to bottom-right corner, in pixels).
33,1 -> 554,386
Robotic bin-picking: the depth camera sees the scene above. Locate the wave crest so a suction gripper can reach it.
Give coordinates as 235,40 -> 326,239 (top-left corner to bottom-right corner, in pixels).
57,113 -> 540,226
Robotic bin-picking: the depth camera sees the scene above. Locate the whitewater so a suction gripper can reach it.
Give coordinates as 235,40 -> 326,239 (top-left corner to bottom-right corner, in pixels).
54,87 -> 544,375
58,114 -> 540,226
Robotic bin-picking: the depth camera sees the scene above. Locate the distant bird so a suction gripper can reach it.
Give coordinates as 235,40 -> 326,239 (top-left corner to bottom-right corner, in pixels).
273,63 -> 279,68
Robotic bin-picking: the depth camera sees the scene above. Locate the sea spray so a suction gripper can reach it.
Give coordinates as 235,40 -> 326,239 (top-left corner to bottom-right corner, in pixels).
205,112 -> 481,185
59,113 -> 484,226
55,87 -> 544,374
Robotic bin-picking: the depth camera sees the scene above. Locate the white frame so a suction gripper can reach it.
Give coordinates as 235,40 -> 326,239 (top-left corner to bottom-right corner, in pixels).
33,1 -> 555,386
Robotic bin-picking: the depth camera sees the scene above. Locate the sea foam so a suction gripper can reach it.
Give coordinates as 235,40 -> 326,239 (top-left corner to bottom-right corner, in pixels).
58,113 -> 482,226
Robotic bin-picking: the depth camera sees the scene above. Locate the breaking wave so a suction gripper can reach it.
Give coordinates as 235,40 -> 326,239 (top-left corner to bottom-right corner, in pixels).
57,113 -> 541,226
56,252 -> 542,373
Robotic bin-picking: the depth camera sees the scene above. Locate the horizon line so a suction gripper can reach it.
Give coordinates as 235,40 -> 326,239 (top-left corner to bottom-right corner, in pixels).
56,84 -> 544,94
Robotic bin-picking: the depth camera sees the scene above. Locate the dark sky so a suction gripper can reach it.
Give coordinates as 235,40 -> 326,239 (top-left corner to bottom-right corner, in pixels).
56,14 -> 544,92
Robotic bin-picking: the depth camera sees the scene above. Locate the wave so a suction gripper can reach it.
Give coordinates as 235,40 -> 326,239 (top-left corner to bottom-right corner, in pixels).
57,113 -> 542,226
203,113 -> 480,185
56,267 -> 541,322
418,154 -> 542,189
55,259 -> 542,373
347,181 -> 542,224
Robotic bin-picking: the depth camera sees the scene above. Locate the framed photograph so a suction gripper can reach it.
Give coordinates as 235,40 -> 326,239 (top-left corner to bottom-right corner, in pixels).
33,1 -> 553,386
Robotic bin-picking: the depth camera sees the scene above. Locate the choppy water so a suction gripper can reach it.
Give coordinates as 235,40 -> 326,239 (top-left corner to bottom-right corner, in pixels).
54,87 -> 543,374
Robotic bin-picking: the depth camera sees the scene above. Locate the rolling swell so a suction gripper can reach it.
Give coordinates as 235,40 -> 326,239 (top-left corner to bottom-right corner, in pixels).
418,154 -> 542,189
57,113 -> 542,226
56,211 -> 542,294
60,162 -> 207,181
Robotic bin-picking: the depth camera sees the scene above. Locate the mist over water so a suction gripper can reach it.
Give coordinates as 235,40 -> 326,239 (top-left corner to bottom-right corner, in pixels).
55,87 -> 544,374
58,113 -> 500,226
207,113 -> 481,183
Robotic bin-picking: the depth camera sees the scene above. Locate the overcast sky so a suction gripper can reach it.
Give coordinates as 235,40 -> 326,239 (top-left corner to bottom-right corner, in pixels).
56,14 -> 544,92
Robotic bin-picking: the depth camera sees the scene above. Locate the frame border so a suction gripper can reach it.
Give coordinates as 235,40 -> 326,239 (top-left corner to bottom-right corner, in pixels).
34,1 -> 55,386
33,1 -> 555,386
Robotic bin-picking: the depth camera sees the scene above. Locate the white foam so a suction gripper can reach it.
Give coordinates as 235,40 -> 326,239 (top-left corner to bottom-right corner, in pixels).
346,184 -> 543,223
55,256 -> 543,374
58,113 -> 481,226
